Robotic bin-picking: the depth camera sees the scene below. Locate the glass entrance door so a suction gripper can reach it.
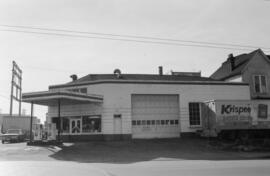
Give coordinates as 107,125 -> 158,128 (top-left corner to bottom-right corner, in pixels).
70,118 -> 81,134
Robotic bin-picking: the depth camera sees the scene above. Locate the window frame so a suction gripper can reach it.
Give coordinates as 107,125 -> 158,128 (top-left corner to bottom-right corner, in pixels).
253,75 -> 268,94
188,102 -> 202,127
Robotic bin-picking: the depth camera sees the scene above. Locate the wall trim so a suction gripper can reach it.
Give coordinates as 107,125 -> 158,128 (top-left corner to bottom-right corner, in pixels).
49,80 -> 249,89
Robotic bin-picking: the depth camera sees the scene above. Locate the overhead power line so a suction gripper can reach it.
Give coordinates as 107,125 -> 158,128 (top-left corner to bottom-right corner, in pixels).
0,29 -> 265,52
0,24 -> 269,50
0,24 -> 269,52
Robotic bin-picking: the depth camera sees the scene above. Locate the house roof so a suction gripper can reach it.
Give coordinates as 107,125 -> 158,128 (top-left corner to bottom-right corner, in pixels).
210,49 -> 267,80
49,73 -> 248,89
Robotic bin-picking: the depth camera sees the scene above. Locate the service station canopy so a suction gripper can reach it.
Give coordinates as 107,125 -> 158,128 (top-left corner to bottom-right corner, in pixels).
22,90 -> 103,106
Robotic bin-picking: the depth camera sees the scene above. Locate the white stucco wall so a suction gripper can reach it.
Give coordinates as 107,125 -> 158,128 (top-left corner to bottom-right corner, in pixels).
226,75 -> 242,82
48,83 -> 250,135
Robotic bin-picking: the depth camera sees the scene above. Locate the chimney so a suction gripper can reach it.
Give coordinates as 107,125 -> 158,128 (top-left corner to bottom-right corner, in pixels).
158,66 -> 163,75
227,53 -> 235,71
70,74 -> 77,81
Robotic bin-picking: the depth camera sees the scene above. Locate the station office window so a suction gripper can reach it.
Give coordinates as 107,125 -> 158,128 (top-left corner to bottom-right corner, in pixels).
52,117 -> 70,133
254,75 -> 267,93
67,88 -> 87,94
82,116 -> 101,133
189,102 -> 201,126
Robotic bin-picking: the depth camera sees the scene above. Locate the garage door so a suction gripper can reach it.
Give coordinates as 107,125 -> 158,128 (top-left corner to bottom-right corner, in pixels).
131,94 -> 180,139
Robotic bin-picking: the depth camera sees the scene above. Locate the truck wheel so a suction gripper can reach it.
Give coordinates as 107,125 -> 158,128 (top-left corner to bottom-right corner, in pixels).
2,140 -> 4,144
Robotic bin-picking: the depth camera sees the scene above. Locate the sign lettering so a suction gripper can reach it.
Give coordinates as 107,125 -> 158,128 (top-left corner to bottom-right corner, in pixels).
221,104 -> 251,115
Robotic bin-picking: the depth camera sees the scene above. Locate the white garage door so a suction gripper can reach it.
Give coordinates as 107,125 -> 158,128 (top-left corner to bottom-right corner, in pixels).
131,94 -> 180,139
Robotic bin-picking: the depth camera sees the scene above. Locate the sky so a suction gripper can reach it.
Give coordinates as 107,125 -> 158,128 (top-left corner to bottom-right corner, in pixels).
0,0 -> 270,122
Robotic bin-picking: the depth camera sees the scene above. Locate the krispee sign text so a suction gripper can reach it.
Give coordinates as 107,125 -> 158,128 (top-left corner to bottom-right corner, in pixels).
221,104 -> 251,115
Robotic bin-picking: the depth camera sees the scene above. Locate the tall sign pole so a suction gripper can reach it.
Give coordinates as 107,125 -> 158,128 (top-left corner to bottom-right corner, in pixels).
10,61 -> 22,116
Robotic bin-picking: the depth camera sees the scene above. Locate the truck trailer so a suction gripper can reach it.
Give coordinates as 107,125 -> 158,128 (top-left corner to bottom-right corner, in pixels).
0,114 -> 40,140
200,100 -> 270,140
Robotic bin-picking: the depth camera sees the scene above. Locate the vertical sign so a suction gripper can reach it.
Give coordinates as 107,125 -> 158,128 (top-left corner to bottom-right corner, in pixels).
10,61 -> 22,116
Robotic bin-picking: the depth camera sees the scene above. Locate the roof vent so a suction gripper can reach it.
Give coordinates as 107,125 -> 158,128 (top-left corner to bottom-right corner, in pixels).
171,71 -> 201,77
113,69 -> 122,78
70,74 -> 78,81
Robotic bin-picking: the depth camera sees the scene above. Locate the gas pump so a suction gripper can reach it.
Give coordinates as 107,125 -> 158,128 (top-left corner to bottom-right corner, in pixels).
33,124 -> 43,141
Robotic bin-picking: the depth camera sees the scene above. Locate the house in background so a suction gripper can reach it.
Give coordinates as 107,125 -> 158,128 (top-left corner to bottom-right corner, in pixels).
210,49 -> 270,100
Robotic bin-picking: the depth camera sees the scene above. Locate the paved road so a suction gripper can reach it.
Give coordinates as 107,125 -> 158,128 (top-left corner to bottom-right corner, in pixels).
93,160 -> 270,176
1,160 -> 270,176
0,161 -> 109,176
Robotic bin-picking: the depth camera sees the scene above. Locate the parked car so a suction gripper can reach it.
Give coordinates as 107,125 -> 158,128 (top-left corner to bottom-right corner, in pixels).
1,129 -> 26,143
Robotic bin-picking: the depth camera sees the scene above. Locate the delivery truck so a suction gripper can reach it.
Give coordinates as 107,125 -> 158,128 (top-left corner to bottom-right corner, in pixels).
1,115 -> 39,140
200,100 -> 270,140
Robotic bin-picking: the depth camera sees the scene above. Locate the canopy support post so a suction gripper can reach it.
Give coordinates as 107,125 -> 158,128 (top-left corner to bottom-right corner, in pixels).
29,102 -> 34,143
58,99 -> 62,141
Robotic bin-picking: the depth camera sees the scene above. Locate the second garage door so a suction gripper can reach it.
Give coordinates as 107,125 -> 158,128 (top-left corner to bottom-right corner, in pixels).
131,94 -> 180,139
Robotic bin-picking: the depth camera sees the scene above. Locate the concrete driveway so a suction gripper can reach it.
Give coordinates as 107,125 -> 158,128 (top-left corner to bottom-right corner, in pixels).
0,138 -> 270,176
0,138 -> 269,162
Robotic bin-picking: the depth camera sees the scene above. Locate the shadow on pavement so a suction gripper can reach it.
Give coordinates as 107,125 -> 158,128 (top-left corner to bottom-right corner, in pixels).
48,138 -> 270,163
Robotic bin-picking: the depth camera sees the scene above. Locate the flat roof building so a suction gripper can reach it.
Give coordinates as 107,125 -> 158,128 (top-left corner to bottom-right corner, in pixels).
22,68 -> 250,141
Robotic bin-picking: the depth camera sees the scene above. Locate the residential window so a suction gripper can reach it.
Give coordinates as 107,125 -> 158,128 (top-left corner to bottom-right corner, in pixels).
82,116 -> 101,133
258,104 -> 268,119
189,102 -> 201,126
254,75 -> 267,93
